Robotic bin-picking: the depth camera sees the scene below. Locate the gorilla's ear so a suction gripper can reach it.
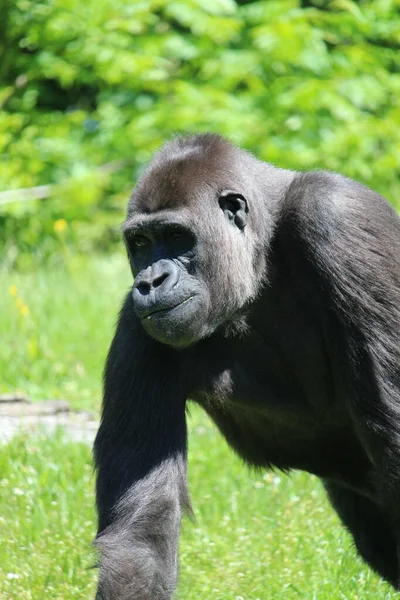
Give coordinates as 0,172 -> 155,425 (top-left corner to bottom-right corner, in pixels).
218,190 -> 249,230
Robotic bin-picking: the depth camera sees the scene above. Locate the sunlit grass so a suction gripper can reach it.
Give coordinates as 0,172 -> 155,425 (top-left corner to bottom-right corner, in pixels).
0,254 -> 130,411
1,411 -> 398,599
0,433 -> 97,599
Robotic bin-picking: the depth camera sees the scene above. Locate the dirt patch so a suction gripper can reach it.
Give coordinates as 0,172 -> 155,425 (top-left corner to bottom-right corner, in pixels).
0,395 -> 98,444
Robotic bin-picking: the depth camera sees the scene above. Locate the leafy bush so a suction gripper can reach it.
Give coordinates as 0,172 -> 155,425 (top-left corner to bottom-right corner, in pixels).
1,0 -> 400,265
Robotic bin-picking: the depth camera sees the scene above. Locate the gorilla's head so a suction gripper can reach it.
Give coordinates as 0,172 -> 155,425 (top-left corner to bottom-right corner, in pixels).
124,134 -> 283,347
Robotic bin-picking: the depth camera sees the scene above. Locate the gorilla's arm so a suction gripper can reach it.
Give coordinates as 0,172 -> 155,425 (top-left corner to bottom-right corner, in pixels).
94,294 -> 189,600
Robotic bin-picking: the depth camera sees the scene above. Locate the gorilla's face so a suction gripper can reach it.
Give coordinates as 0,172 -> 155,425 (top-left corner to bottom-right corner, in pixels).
125,216 -> 207,347
124,137 -> 266,348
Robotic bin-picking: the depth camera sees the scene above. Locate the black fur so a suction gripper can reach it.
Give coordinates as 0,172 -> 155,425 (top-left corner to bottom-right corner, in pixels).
94,134 -> 400,598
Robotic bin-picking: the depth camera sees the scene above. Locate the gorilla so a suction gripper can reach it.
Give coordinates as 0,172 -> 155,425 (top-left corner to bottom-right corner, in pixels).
94,134 -> 400,599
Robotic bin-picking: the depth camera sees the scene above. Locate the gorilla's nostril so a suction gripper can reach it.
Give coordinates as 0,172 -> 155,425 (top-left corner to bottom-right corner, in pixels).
136,272 -> 170,295
137,282 -> 151,295
153,273 -> 169,288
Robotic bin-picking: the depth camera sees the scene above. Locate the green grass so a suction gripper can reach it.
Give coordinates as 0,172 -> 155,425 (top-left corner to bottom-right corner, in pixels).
0,433 -> 97,599
0,256 -> 399,599
0,254 -> 131,411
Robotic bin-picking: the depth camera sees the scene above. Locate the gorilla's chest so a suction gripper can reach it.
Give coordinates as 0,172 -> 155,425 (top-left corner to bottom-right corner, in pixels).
192,331 -> 367,483
194,319 -> 337,416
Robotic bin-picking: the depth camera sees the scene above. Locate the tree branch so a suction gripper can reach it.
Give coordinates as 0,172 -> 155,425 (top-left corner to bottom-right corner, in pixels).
0,159 -> 129,206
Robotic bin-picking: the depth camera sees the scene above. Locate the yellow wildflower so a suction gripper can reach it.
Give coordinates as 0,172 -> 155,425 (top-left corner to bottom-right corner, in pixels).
9,285 -> 18,297
20,304 -> 29,317
54,218 -> 68,233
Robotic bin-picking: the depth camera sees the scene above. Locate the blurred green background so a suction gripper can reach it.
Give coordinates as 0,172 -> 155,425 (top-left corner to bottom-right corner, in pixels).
1,0 -> 400,267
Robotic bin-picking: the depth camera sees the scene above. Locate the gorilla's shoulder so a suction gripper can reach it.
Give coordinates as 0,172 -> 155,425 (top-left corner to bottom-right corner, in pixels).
280,169 -> 399,242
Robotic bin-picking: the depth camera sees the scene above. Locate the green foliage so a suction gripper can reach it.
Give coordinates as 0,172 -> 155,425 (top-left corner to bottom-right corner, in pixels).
1,0 -> 400,265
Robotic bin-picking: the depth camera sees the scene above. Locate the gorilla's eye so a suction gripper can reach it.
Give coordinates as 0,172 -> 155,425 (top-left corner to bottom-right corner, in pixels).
132,235 -> 149,249
170,230 -> 182,240
165,227 -> 195,255
167,228 -> 191,245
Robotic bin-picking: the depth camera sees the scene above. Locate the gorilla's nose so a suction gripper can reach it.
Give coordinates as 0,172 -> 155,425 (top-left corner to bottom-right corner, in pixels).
132,260 -> 181,318
135,260 -> 179,296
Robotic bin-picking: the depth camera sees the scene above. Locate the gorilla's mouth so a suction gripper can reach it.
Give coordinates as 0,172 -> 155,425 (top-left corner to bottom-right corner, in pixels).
142,296 -> 195,320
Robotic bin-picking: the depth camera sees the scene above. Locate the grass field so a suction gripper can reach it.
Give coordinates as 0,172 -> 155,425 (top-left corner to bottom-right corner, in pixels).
0,254 -> 130,411
1,256 -> 399,599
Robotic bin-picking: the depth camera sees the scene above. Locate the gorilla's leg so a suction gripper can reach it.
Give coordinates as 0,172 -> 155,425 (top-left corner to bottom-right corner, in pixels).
324,481 -> 398,586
